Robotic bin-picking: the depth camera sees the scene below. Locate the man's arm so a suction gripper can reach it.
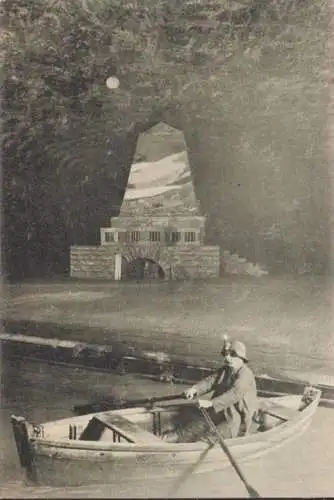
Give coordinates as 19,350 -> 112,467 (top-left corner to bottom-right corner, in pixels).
192,371 -> 219,397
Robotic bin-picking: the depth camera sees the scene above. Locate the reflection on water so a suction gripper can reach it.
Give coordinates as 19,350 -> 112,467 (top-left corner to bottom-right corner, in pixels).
1,356 -> 333,498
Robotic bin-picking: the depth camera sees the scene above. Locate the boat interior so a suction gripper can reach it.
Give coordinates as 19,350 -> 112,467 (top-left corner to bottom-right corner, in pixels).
31,387 -> 319,445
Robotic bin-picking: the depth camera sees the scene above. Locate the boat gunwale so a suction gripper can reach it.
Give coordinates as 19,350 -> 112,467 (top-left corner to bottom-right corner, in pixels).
31,390 -> 321,454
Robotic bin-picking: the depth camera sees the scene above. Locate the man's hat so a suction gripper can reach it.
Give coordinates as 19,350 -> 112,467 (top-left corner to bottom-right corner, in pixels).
230,340 -> 248,362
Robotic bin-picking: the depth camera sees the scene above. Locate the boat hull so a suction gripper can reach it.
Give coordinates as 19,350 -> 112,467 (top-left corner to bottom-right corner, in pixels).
17,392 -> 319,488
32,422 -> 312,488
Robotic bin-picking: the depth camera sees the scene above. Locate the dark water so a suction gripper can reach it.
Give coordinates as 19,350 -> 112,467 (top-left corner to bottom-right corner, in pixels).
1,356 -> 333,498
5,277 -> 334,382
0,356 -> 186,497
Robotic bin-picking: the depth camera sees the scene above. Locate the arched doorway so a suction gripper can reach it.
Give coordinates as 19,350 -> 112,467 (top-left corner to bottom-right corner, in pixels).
125,258 -> 165,281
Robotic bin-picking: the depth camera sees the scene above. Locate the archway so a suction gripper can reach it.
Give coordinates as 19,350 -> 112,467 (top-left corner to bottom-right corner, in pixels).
125,257 -> 165,281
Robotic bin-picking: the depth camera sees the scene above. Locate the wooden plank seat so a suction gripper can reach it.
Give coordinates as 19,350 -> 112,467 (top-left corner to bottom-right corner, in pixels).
79,413 -> 162,444
258,400 -> 300,422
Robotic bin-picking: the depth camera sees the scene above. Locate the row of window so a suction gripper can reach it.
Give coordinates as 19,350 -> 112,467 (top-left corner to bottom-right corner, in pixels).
104,231 -> 197,243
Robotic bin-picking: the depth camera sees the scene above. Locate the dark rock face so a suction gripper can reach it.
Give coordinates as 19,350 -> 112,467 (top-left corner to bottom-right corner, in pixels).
156,34 -> 329,273
3,129 -> 139,280
181,58 -> 330,273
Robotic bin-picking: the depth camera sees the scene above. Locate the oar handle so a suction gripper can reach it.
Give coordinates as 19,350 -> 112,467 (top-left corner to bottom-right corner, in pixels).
146,392 -> 186,405
99,392 -> 185,410
73,392 -> 186,415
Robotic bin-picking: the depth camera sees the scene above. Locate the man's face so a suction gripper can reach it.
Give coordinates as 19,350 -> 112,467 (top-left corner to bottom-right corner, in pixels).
224,350 -> 244,372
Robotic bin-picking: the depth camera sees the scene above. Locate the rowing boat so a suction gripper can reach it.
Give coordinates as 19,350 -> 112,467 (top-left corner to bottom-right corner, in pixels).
11,387 -> 320,489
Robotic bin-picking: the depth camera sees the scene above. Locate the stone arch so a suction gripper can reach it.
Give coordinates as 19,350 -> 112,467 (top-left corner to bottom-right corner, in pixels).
126,257 -> 165,280
120,245 -> 170,281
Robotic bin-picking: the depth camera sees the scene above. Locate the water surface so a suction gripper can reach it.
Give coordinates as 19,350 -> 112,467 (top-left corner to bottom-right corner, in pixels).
1,356 -> 333,498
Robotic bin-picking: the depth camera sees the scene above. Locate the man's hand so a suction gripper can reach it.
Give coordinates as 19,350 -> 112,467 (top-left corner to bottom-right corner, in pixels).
198,399 -> 213,409
184,387 -> 197,400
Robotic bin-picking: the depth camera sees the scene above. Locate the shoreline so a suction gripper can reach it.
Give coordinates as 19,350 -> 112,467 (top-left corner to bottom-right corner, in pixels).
2,276 -> 333,395
2,331 -> 334,408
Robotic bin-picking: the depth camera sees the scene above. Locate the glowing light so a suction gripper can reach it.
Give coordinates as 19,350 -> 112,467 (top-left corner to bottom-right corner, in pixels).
106,76 -> 120,89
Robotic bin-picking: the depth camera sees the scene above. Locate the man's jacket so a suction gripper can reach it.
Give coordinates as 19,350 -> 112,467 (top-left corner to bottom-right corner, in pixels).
193,363 -> 257,433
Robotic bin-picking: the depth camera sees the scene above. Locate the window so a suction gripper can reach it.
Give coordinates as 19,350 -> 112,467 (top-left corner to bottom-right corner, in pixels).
171,231 -> 181,243
104,232 -> 115,243
185,231 -> 196,243
118,231 -> 140,243
149,231 -> 160,242
165,231 -> 181,244
131,231 -> 140,242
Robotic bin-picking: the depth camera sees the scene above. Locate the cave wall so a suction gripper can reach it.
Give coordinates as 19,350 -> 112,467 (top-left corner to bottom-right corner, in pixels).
123,14 -> 330,274
3,130 -> 139,280
178,39 -> 330,273
4,5 -> 330,279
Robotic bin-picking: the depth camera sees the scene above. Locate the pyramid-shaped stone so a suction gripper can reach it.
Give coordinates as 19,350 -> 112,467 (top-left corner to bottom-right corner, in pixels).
119,151 -> 202,217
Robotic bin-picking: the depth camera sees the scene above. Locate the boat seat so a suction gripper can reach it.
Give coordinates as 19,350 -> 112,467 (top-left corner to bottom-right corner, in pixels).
79,413 -> 161,444
258,400 -> 300,422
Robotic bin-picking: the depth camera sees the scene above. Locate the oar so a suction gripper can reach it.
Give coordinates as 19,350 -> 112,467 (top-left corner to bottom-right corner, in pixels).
168,440 -> 215,497
199,407 -> 261,499
262,410 -> 288,422
73,392 -> 186,415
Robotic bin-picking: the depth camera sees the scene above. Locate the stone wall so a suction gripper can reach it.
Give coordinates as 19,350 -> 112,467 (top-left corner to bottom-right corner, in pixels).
109,215 -> 206,231
70,246 -> 116,279
70,243 -> 220,280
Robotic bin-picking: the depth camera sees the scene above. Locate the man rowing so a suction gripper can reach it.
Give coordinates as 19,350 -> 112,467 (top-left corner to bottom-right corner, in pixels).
162,338 -> 257,442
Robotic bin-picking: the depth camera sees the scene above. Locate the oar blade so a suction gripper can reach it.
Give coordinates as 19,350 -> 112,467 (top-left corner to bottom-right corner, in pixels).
246,483 -> 261,498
